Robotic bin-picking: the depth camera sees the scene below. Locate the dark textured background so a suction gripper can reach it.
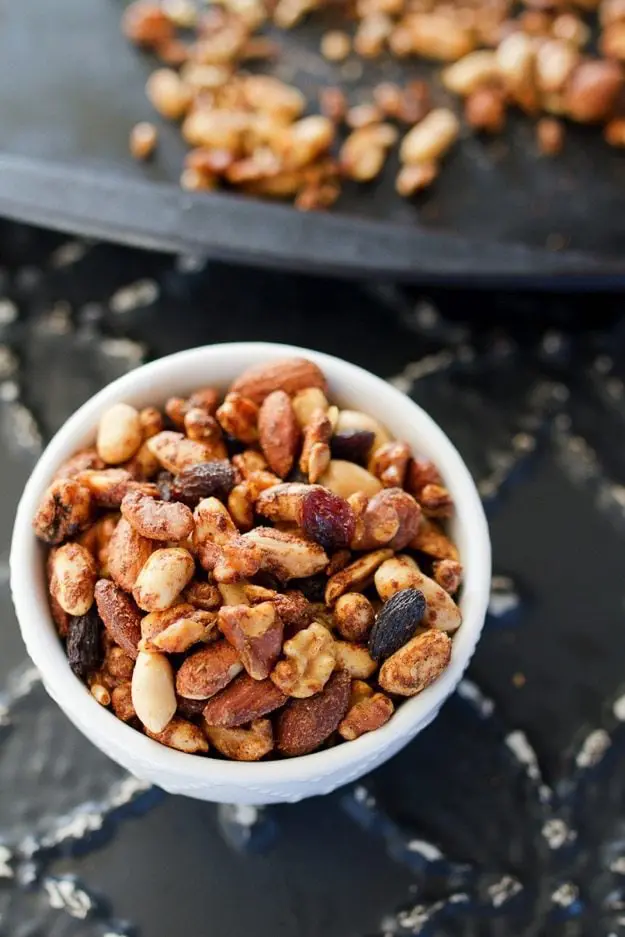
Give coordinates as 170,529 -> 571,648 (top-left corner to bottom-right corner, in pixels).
2,221 -> 625,935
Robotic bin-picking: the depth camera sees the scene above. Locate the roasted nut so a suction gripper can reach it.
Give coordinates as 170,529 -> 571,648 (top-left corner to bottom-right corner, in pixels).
150,610 -> 218,652
465,86 -> 506,133
131,649 -> 177,733
218,601 -> 284,679
205,718 -> 273,760
333,640 -> 377,678
299,409 -> 331,482
271,622 -> 335,697
368,587 -> 426,660
147,68 -> 193,120
75,469 -> 139,508
326,548 -> 393,604
101,517 -> 154,593
400,108 -> 460,165
216,392 -> 259,443
33,479 -> 92,544
537,117 -> 565,154
79,513 -> 118,575
602,21 -> 625,59
147,717 -> 209,753
318,460 -> 382,499
97,403 -> 143,465
121,489 -> 194,540
193,497 -> 261,577
91,681 -> 111,706
95,579 -> 142,658
105,645 -> 135,682
111,683 -> 136,722
379,630 -> 452,696
240,527 -> 328,580
139,407 -> 164,439
405,13 -> 475,61
183,580 -> 222,610
396,162 -> 439,196
275,669 -> 351,756
442,50 -> 500,94
147,431 -> 216,474
230,357 -> 327,404
407,457 -> 442,494
374,555 -> 461,631
410,517 -> 459,561
122,1 -> 174,47
334,592 -> 375,641
176,639 -> 244,699
49,543 -> 97,616
340,128 -> 388,181
141,603 -> 196,642
352,489 -> 421,551
258,390 -> 301,477
536,39 -> 579,94
339,691 -> 394,740
418,482 -> 454,518
232,449 -> 268,478
433,558 -> 463,594
320,86 -> 348,123
228,469 -> 282,530
133,547 -> 195,611
255,482 -> 312,524
203,673 -> 287,726
183,409 -> 228,458
54,449 -> 104,481
565,59 -> 623,122
374,553 -> 422,600
124,442 -> 161,480
291,387 -> 330,428
496,32 -> 538,112
130,122 -> 158,160
321,29 -> 351,61
370,442 -> 411,487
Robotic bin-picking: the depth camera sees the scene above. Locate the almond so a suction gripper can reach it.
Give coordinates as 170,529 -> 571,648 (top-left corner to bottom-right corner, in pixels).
218,601 -> 284,680
202,673 -> 287,726
176,639 -> 244,699
275,669 -> 351,756
258,390 -> 301,478
95,579 -> 142,659
107,516 -> 155,591
229,357 -> 328,404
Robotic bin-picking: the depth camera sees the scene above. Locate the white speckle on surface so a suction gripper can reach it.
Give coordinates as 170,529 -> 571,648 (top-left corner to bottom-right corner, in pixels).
176,253 -> 207,273
457,679 -> 495,717
110,279 -> 159,314
0,845 -> 14,878
0,380 -> 19,401
551,882 -> 578,907
541,331 -> 563,355
406,839 -> 443,860
487,875 -> 522,908
594,355 -> 613,374
505,731 -> 551,801
43,876 -> 94,919
576,729 -> 611,768
389,351 -> 455,393
35,302 -> 73,334
610,856 -> 625,874
612,693 -> 625,721
0,345 -> 18,380
0,299 -> 18,324
488,575 -> 520,618
0,663 -> 41,727
542,818 -> 575,849
49,240 -> 90,268
100,337 -> 146,365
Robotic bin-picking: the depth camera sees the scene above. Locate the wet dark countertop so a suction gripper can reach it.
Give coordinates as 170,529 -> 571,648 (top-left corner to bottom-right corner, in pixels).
2,221 -> 625,936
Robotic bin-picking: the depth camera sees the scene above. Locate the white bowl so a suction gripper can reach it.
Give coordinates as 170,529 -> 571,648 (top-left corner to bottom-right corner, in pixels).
11,342 -> 490,804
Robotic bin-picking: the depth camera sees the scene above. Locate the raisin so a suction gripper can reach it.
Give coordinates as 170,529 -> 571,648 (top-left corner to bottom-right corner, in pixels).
368,588 -> 426,661
66,608 -> 103,679
176,695 -> 207,719
301,487 -> 355,552
170,460 -> 235,506
289,574 -> 327,603
156,470 -> 174,501
331,430 -> 375,466
224,434 -> 246,457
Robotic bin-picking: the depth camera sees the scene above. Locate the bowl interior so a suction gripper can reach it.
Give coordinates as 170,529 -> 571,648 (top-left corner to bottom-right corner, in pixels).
11,342 -> 490,795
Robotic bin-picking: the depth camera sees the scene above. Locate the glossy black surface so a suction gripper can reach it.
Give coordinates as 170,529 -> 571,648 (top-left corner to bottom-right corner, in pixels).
2,222 -> 625,936
1,0 -> 625,276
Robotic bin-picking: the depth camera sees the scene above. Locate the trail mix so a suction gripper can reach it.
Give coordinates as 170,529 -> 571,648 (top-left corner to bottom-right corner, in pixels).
124,0 -> 625,207
33,357 -> 462,760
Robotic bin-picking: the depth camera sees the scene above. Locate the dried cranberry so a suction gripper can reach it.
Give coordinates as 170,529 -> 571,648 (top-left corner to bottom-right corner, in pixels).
171,460 -> 235,506
66,608 -> 103,679
289,574 -> 327,603
368,588 -> 426,661
331,430 -> 375,466
301,488 -> 355,552
156,470 -> 174,501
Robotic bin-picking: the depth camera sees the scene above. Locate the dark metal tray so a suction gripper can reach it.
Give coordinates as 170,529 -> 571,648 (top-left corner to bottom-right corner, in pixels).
2,0 -> 625,279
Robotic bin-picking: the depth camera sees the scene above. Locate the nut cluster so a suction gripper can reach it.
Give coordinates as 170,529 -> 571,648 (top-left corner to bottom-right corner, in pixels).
124,0 -> 625,210
33,356 -> 462,761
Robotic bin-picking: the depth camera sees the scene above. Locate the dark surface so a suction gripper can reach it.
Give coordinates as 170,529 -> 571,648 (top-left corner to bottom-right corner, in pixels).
2,1 -> 625,277
3,222 -> 625,936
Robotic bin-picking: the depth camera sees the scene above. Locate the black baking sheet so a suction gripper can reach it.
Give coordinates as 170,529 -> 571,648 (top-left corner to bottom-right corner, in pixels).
1,0 -> 625,279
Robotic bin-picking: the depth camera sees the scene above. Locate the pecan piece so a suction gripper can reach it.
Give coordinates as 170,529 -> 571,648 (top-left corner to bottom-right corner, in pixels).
410,517 -> 459,561
276,669 -> 351,756
218,601 -> 284,680
33,479 -> 91,545
176,639 -> 244,699
95,579 -> 142,659
378,630 -> 452,697
202,673 -> 287,727
204,719 -> 274,761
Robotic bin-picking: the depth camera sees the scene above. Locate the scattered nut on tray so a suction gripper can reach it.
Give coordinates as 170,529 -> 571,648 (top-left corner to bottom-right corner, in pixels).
123,0 -> 625,210
33,357 -> 462,760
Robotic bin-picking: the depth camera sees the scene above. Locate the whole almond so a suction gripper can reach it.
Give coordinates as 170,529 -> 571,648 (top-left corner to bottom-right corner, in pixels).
258,390 -> 301,478
202,673 -> 287,726
107,516 -> 155,591
176,639 -> 244,699
378,629 -> 452,696
230,357 -> 328,404
276,669 -> 351,756
131,650 -> 177,734
95,579 -> 142,659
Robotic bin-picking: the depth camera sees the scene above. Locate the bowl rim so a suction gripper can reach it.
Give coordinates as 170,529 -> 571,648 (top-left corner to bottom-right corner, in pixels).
10,341 -> 491,788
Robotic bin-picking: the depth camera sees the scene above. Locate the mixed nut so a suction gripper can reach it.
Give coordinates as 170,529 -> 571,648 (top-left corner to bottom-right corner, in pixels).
124,0 -> 625,209
33,356 -> 462,761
